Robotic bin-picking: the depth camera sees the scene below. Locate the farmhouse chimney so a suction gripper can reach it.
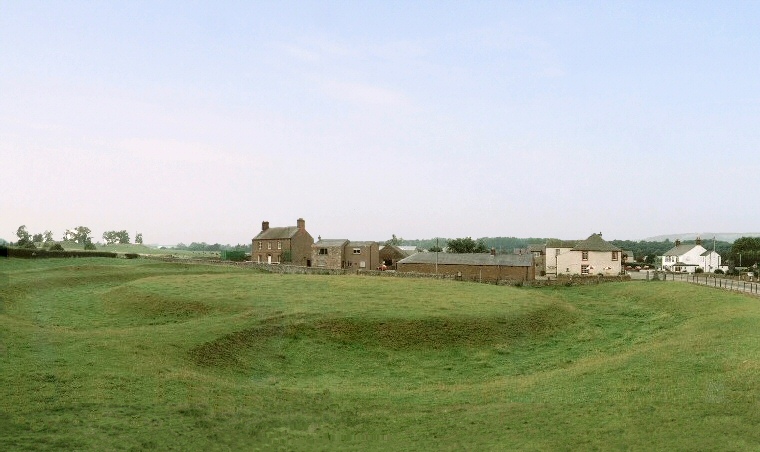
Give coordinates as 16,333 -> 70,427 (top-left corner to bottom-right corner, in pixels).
675,239 -> 681,246
297,218 -> 305,229
695,237 -> 702,245
262,221 -> 269,231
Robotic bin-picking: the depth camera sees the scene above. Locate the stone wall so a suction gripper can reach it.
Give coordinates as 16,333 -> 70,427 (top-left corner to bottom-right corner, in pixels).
396,262 -> 534,283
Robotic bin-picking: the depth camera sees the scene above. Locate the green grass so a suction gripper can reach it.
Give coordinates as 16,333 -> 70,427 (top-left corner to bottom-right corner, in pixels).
1,258 -> 759,450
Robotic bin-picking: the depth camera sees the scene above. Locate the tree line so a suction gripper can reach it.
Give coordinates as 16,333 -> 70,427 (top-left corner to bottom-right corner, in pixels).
11,225 -> 143,250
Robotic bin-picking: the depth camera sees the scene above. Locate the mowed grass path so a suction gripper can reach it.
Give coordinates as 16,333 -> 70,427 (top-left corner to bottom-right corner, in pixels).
1,259 -> 759,450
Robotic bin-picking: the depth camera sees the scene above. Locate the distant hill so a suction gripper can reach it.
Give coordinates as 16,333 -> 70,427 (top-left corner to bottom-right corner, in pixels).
644,233 -> 760,243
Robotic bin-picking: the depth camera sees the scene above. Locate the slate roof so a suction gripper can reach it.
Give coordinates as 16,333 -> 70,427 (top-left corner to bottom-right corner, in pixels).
347,241 -> 377,247
571,233 -> 621,252
546,239 -> 579,248
700,249 -> 718,257
398,252 -> 533,267
663,244 -> 702,256
314,239 -> 349,247
254,226 -> 300,240
527,244 -> 544,253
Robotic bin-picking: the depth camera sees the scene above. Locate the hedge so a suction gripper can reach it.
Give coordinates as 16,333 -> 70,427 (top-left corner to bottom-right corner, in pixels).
4,247 -> 117,259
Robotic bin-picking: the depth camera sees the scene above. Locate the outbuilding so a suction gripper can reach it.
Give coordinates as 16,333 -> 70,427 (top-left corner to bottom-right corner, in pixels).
396,250 -> 535,283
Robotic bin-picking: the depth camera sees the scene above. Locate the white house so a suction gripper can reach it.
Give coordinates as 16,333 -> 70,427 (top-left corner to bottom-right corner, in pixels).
661,238 -> 722,273
555,233 -> 622,276
541,233 -> 622,277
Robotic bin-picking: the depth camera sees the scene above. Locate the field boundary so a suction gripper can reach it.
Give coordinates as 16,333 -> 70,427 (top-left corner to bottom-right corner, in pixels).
140,255 -> 630,287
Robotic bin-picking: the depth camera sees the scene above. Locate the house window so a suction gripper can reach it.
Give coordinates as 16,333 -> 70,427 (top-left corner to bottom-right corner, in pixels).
582,251 -> 589,261
267,242 -> 271,250
277,241 -> 281,250
581,265 -> 589,275
258,242 -> 262,250
555,249 -> 560,256
319,248 -> 328,255
612,251 -> 618,261
353,248 -> 361,254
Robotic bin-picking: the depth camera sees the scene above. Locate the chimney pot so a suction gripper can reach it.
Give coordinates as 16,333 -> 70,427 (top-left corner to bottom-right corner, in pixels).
262,221 -> 269,231
297,218 -> 305,229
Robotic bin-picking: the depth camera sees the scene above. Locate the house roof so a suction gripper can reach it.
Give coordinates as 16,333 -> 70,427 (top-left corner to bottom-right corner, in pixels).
546,239 -> 579,248
314,239 -> 349,247
623,250 -> 635,258
571,233 -> 621,252
527,244 -> 544,253
663,244 -> 703,256
700,250 -> 718,257
347,241 -> 377,247
398,252 -> 533,267
254,226 -> 300,240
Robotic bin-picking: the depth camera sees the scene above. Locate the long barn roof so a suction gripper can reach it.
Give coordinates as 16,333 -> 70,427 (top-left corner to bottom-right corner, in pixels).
398,252 -> 533,267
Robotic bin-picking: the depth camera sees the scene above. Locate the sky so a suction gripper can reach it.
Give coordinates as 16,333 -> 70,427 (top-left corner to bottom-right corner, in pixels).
2,1 -> 759,245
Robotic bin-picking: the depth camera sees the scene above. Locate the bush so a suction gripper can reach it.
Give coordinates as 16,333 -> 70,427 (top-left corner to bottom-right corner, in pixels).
695,268 -> 704,274
84,242 -> 96,250
124,253 -> 139,259
714,269 -> 724,275
49,243 -> 64,251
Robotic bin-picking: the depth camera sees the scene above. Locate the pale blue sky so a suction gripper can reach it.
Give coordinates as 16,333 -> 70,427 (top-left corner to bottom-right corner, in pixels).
2,1 -> 759,245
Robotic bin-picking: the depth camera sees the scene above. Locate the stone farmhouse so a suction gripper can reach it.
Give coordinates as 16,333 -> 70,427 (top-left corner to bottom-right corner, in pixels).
396,249 -> 535,283
661,238 -> 723,273
252,218 -> 314,266
312,239 -> 380,270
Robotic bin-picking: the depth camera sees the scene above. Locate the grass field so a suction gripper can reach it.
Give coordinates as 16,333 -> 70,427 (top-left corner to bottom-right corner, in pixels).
1,258 -> 759,450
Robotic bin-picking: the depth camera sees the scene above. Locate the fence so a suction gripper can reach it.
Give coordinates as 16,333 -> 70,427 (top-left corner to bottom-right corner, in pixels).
656,271 -> 760,296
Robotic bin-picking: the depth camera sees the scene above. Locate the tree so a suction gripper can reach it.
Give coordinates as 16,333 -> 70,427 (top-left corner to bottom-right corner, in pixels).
103,230 -> 130,245
446,237 -> 488,253
16,225 -> 30,245
43,230 -> 54,243
32,233 -> 43,243
63,229 -> 76,242
65,226 -> 92,245
429,245 -> 443,252
384,234 -> 403,246
135,233 -> 143,244
730,237 -> 760,268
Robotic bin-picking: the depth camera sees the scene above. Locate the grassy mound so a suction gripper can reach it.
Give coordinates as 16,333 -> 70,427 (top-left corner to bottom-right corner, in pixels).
2,258 -> 760,450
